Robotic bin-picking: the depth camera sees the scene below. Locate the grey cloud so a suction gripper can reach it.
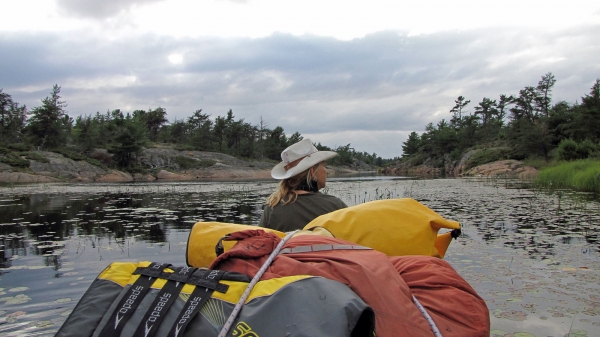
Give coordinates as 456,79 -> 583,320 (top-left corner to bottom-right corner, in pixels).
56,0 -> 166,18
1,25 -> 599,157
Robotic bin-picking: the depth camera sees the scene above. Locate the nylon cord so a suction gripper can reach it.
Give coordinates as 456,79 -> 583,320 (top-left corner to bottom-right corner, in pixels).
217,230 -> 298,337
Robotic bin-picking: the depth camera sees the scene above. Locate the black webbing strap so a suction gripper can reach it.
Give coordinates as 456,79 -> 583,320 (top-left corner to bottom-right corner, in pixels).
167,269 -> 228,337
98,262 -> 171,337
132,266 -> 197,337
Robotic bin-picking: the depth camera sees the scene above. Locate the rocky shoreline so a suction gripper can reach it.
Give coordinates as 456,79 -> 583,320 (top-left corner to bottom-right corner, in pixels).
0,148 -> 371,184
0,151 -> 273,184
381,147 -> 539,180
0,147 -> 538,184
381,159 -> 539,180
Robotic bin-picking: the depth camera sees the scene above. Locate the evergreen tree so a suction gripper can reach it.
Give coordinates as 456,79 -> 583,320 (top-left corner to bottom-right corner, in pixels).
287,132 -> 303,146
239,122 -> 257,158
495,94 -> 514,125
187,109 -> 213,150
109,113 -> 148,168
73,115 -> 100,152
402,131 -> 421,156
167,118 -> 190,145
536,72 -> 556,118
213,116 -> 226,151
265,126 -> 287,160
547,101 -> 574,145
256,117 -> 270,159
27,84 -> 71,149
457,114 -> 481,152
510,86 -> 538,122
145,107 -> 168,141
430,119 -> 458,160
331,144 -> 354,166
575,79 -> 600,141
0,89 -> 28,144
474,97 -> 498,126
449,96 -> 470,128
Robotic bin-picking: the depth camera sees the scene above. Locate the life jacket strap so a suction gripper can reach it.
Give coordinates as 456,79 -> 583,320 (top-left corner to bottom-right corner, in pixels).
132,266 -> 196,337
98,262 -> 171,337
167,270 -> 228,337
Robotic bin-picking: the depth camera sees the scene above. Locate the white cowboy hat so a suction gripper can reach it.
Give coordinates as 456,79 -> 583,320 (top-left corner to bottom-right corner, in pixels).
271,139 -> 338,180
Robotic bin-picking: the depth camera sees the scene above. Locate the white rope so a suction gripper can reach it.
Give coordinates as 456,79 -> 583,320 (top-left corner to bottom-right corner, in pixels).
217,230 -> 298,337
413,294 -> 443,337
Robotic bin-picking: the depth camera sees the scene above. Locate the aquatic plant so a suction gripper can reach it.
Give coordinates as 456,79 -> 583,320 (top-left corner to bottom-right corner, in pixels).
535,159 -> 600,193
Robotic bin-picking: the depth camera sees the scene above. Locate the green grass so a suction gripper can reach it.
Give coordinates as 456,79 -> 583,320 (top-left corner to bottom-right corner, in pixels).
535,159 -> 600,193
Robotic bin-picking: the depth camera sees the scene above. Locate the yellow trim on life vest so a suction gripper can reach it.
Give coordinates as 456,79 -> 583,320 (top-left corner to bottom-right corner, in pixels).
98,261 -> 180,287
209,275 -> 313,304
98,261 -> 313,305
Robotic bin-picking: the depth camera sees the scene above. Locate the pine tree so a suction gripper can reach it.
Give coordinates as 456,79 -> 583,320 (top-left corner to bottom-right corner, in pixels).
27,85 -> 71,149
0,89 -> 28,144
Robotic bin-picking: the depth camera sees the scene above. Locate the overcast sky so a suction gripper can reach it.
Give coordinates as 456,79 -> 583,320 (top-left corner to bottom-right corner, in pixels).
1,0 -> 599,158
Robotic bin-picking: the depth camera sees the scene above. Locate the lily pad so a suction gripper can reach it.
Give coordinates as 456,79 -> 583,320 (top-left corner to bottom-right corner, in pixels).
6,311 -> 26,322
8,286 -> 28,292
490,329 -> 507,336
28,265 -> 48,270
35,320 -> 54,328
0,294 -> 31,304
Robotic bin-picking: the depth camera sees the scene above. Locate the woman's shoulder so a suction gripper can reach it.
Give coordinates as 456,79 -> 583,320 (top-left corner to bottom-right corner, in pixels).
300,192 -> 347,207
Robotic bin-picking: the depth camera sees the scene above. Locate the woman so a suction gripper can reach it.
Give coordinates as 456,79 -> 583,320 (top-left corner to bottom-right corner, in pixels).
258,138 -> 347,232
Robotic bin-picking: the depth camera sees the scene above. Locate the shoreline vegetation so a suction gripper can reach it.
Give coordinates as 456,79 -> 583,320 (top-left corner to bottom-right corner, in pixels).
1,73 -> 599,194
384,73 -> 600,195
1,145 -> 598,195
535,159 -> 600,193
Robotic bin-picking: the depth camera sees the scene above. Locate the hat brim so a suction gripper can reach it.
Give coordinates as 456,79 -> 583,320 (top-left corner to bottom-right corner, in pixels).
271,151 -> 338,180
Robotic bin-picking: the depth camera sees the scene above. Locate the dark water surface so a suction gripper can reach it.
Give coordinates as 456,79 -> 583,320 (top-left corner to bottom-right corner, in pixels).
0,177 -> 599,337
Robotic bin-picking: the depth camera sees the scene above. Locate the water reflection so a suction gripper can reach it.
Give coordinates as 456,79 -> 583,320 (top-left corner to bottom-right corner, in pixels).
0,178 -> 599,336
0,189 -> 266,247
1,179 -> 599,264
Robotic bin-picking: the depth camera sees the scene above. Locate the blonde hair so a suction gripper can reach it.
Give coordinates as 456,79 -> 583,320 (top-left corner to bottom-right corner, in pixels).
266,162 -> 322,207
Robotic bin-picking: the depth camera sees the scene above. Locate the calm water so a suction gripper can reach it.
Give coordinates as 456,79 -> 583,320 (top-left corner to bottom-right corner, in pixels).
1,177 -> 599,337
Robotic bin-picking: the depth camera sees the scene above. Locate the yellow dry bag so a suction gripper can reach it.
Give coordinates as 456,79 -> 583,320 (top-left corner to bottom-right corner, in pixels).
303,198 -> 460,258
186,222 -> 286,267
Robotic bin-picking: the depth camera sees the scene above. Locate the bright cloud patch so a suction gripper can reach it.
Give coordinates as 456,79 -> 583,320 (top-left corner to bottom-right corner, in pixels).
168,53 -> 183,64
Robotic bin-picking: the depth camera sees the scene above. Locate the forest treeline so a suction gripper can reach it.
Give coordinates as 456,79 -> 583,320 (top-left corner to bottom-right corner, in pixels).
0,86 -> 388,171
400,73 -> 600,169
4,72 -> 598,175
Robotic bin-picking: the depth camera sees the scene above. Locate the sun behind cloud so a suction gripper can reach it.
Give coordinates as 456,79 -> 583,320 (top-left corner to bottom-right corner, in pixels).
168,53 -> 183,64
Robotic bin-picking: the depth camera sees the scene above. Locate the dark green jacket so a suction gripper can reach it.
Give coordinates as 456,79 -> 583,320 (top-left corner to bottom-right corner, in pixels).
258,192 -> 347,232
